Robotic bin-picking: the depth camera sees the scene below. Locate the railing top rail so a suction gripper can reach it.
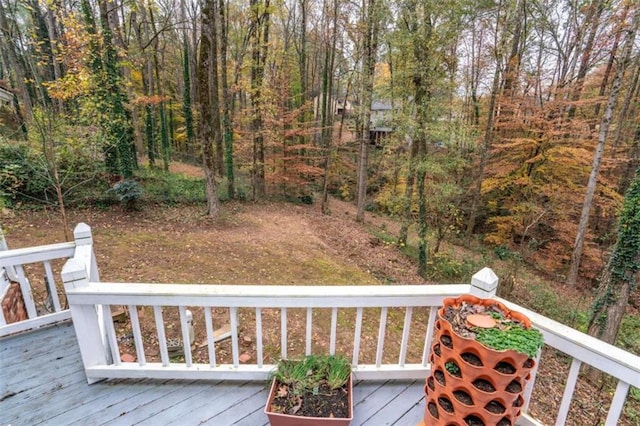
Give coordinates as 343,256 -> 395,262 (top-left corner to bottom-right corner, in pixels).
0,241 -> 76,267
65,281 -> 472,308
497,297 -> 640,387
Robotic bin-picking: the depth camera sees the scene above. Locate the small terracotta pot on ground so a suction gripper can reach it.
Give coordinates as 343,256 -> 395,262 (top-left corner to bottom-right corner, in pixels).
424,294 -> 541,426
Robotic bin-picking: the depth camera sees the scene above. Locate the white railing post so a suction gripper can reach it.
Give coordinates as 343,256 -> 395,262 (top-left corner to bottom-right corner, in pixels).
73,223 -> 100,283
62,257 -> 108,384
0,226 -> 18,281
470,267 -> 499,298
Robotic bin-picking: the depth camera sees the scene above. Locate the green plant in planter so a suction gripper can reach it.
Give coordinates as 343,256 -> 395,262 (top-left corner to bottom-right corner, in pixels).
270,354 -> 351,394
444,361 -> 460,375
474,322 -> 544,358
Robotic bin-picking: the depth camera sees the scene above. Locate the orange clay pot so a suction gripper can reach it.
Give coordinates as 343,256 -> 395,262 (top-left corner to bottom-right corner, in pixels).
423,295 -> 537,426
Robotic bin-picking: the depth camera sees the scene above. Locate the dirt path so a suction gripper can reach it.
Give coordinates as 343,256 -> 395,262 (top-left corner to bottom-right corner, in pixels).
2,199 -> 425,286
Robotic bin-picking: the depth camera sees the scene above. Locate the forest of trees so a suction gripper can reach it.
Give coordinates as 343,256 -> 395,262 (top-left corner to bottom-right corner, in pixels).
0,0 -> 638,343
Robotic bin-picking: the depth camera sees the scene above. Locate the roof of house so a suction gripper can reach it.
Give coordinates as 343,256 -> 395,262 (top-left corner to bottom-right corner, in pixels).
371,101 -> 392,111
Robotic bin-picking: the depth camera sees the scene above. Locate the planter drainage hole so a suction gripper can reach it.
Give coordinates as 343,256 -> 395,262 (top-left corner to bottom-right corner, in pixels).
435,369 -> 446,386
427,401 -> 439,419
513,396 -> 524,407
427,377 -> 436,391
485,400 -> 506,414
434,343 -> 442,357
441,334 -> 453,349
438,396 -> 454,413
497,417 -> 512,426
472,378 -> 496,392
463,414 -> 485,426
506,379 -> 522,393
461,352 -> 483,366
453,390 -> 473,405
494,361 -> 516,374
524,358 -> 535,368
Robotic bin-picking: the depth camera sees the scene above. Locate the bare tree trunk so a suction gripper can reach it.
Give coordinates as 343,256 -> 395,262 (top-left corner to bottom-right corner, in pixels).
250,0 -> 270,200
567,6 -> 639,286
198,0 -> 219,218
210,0 -> 223,177
466,64 -> 500,236
219,0 -> 235,198
398,138 -> 418,246
320,0 -> 338,214
566,0 -> 605,119
44,5 -> 64,113
0,0 -> 33,120
356,0 -> 379,222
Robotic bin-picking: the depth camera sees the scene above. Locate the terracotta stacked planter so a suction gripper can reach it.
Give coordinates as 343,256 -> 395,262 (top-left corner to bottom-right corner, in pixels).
424,295 -> 537,426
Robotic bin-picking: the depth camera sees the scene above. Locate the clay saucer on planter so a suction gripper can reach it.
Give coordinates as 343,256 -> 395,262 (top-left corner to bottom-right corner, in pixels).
466,314 -> 496,329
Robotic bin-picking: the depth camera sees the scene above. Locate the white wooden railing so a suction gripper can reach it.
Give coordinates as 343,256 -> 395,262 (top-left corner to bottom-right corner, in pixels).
6,223 -> 640,425
0,227 -> 78,336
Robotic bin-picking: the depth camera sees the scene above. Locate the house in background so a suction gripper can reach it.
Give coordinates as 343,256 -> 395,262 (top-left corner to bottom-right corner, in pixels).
335,98 -> 354,116
0,81 -> 13,107
370,100 -> 393,146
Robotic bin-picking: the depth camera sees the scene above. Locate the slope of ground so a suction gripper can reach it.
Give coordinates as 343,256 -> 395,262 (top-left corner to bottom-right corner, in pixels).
1,199 -> 638,425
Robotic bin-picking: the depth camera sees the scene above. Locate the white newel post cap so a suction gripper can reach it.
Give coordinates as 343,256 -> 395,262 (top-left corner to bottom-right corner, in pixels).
62,258 -> 88,289
471,267 -> 499,297
74,223 -> 93,245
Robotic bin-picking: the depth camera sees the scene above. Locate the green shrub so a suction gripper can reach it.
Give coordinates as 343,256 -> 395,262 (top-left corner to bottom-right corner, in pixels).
136,167 -> 205,204
428,251 -> 479,282
617,315 -> 640,354
108,179 -> 143,210
0,141 -> 104,207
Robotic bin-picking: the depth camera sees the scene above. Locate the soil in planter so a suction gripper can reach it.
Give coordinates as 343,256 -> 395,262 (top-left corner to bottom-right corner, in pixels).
434,370 -> 446,386
453,390 -> 474,405
463,415 -> 512,426
494,361 -> 516,374
442,301 -> 525,340
461,352 -> 483,366
428,401 -> 439,419
434,343 -> 442,357
506,380 -> 522,393
485,400 -> 506,414
472,378 -> 496,392
438,396 -> 454,413
441,334 -> 453,348
270,381 -> 350,418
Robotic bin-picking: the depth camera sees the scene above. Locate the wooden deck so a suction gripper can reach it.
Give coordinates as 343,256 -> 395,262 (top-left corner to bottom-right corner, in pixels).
0,323 -> 426,426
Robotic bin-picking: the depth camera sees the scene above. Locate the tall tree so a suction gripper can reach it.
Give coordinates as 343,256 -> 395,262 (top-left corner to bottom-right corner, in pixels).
249,0 -> 270,200
587,166 -> 640,346
567,6 -> 639,286
219,0 -> 235,198
80,0 -> 136,178
320,0 -> 339,214
355,0 -> 379,222
0,0 -> 33,121
198,0 -> 220,217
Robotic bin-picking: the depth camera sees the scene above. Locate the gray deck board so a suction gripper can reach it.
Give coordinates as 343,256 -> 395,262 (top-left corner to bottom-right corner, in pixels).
0,323 -> 426,426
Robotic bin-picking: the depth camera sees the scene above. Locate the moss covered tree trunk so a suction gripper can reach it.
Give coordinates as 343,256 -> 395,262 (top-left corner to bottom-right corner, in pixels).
587,166 -> 640,346
198,0 -> 220,218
